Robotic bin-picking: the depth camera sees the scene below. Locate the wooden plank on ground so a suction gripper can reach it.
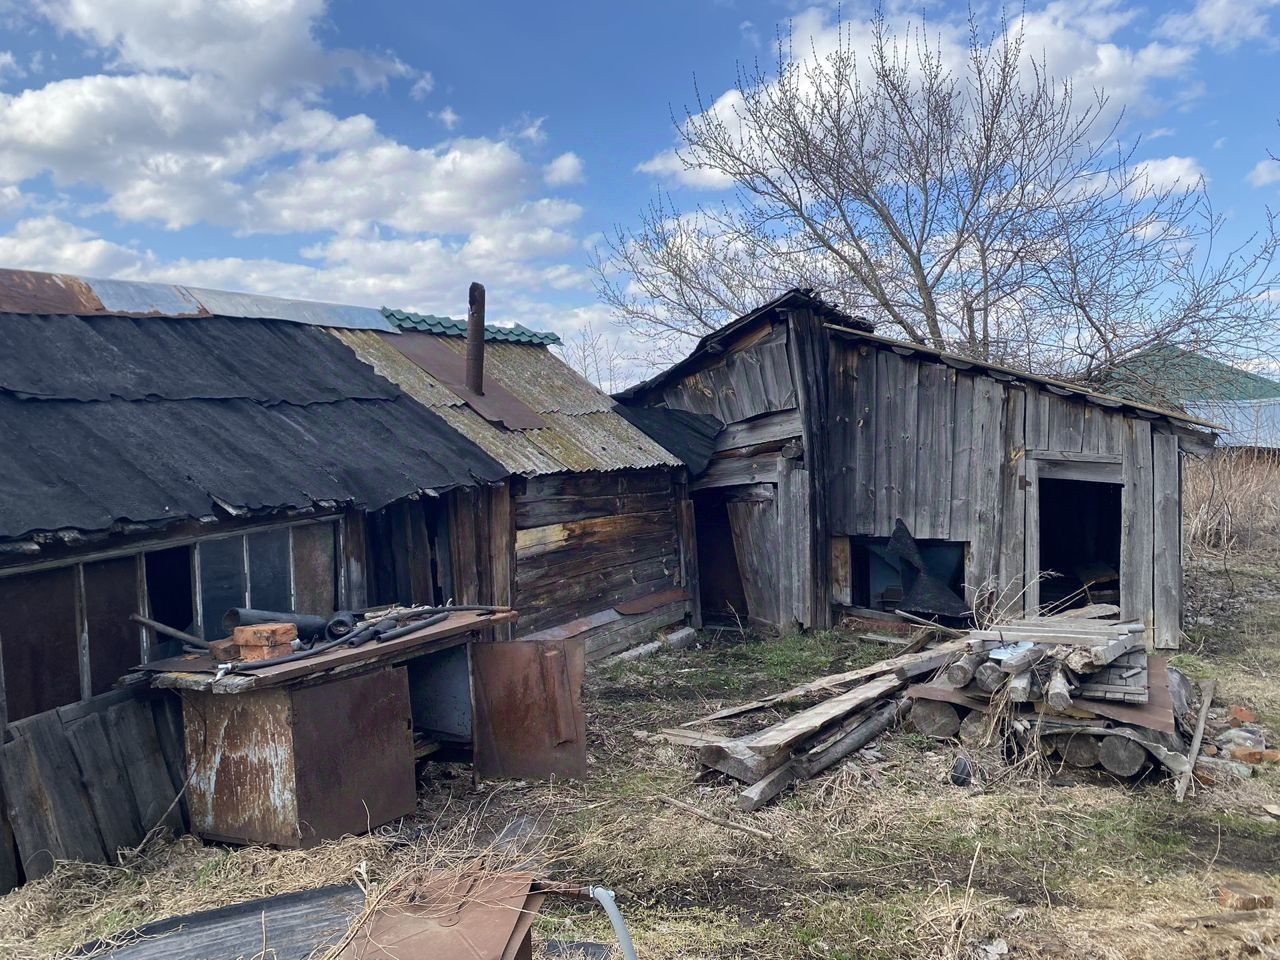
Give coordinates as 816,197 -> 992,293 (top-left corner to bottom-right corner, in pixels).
746,675 -> 903,757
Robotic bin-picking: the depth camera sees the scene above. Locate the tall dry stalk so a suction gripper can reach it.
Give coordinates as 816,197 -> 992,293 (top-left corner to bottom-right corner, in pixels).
1183,450 -> 1280,557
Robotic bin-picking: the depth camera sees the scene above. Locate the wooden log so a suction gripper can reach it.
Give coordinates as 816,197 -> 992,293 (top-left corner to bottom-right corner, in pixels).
999,645 -> 1051,674
958,710 -> 989,744
746,675 -> 903,757
736,764 -> 800,812
1099,735 -> 1149,777
1058,733 -> 1102,767
698,739 -> 788,785
945,652 -> 986,688
910,700 -> 962,739
1045,665 -> 1075,712
1007,671 -> 1034,703
975,661 -> 1006,693
796,700 -> 904,777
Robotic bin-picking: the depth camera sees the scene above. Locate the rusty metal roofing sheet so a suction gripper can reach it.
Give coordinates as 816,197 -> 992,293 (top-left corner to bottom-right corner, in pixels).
0,268 -> 395,331
330,330 -> 679,475
383,307 -> 561,345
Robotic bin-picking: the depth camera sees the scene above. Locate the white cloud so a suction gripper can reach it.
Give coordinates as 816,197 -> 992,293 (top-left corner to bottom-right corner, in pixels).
1159,0 -> 1279,52
1213,136 -> 1228,149
0,51 -> 22,81
1147,127 -> 1175,140
510,115 -> 547,144
436,105 -> 461,130
544,151 -> 584,186
0,216 -> 142,274
639,2 -> 1200,191
0,183 -> 26,216
637,148 -> 734,190
409,72 -> 434,100
1133,155 -> 1207,189
1247,158 -> 1280,187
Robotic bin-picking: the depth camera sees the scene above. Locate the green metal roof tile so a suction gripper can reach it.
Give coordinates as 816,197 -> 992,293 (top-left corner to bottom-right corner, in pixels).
381,307 -> 561,345
1102,345 -> 1280,405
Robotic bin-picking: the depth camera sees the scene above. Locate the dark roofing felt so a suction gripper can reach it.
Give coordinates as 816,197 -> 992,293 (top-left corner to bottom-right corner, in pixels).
0,313 -> 506,542
382,308 -> 561,345
612,405 -> 723,475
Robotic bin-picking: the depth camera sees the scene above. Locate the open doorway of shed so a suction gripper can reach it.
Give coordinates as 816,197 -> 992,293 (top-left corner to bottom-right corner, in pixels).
1038,477 -> 1122,611
692,487 -> 773,628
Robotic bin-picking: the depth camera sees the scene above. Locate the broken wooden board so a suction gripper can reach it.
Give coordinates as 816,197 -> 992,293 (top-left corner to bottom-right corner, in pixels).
746,675 -> 903,757
684,640 -> 964,726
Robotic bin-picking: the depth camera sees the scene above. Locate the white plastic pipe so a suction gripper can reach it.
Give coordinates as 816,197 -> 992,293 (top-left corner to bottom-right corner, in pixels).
588,886 -> 638,960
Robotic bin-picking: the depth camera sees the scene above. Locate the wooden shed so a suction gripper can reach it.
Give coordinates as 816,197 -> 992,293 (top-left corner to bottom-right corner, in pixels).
335,304 -> 694,659
617,290 -> 1215,648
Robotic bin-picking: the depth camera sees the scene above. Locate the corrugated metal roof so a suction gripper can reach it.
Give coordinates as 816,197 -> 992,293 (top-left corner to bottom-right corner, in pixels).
383,308 -> 561,345
333,329 -> 679,476
0,313 -> 505,542
0,268 -> 394,331
1184,399 -> 1280,449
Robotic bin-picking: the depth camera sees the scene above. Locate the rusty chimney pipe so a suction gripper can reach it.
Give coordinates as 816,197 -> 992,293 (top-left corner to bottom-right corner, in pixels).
466,281 -> 485,395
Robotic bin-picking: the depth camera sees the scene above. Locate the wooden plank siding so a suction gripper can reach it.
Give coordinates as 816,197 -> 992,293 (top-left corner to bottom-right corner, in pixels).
512,470 -> 682,638
823,339 -> 1185,644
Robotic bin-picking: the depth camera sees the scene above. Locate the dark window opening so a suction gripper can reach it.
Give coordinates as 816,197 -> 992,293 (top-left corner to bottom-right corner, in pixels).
851,536 -> 967,618
145,545 -> 195,658
366,500 -> 445,608
198,536 -> 246,639
247,528 -> 291,611
1038,477 -> 1122,611
83,555 -> 141,695
0,567 -> 80,720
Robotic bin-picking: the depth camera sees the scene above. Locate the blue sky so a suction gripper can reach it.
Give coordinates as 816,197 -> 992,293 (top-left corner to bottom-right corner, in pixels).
0,0 -> 1277,369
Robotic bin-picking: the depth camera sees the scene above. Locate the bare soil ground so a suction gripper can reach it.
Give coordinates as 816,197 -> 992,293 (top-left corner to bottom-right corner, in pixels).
4,554 -> 1278,959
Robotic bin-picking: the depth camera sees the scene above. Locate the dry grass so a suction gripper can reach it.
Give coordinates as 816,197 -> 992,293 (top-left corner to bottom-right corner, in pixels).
1185,450 -> 1280,556
3,563 -> 1279,960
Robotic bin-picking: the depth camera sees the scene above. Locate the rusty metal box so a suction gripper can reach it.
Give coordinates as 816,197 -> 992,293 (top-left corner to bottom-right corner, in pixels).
181,667 -> 415,847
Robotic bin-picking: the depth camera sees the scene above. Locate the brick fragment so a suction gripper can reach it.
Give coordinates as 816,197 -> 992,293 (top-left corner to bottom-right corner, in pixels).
240,642 -> 293,662
233,623 -> 298,647
1215,884 -> 1275,911
1228,704 -> 1258,727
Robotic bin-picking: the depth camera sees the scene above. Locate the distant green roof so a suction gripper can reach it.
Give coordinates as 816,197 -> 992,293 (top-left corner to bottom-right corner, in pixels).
382,307 -> 561,345
1101,345 -> 1280,405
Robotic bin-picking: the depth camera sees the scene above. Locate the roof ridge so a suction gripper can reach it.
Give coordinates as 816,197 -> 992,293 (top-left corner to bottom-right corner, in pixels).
381,307 -> 561,345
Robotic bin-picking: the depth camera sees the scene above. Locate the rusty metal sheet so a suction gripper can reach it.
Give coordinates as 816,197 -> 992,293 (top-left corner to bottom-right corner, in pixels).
471,638 -> 587,780
0,267 -> 394,330
182,668 -> 416,848
291,668 -> 415,847
338,872 -> 543,960
0,268 -> 104,315
182,687 -> 300,846
380,332 -> 547,429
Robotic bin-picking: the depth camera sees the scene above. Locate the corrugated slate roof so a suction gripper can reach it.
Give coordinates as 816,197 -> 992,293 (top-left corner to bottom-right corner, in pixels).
0,268 -> 394,330
383,308 -> 561,345
0,313 -> 505,542
333,329 -> 680,476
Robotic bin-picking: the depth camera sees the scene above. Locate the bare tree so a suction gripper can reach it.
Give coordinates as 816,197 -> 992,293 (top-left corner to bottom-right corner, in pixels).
559,319 -> 625,393
595,8 -> 1280,385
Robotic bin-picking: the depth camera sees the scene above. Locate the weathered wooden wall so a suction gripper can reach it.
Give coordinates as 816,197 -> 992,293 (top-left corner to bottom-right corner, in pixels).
826,340 -> 1185,646
512,470 -> 683,653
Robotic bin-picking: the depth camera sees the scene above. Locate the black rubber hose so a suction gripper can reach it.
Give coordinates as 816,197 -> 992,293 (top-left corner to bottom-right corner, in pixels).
375,612 -> 449,642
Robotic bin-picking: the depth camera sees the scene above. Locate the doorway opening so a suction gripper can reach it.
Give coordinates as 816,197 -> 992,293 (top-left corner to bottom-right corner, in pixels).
1038,477 -> 1122,611
692,486 -> 776,627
